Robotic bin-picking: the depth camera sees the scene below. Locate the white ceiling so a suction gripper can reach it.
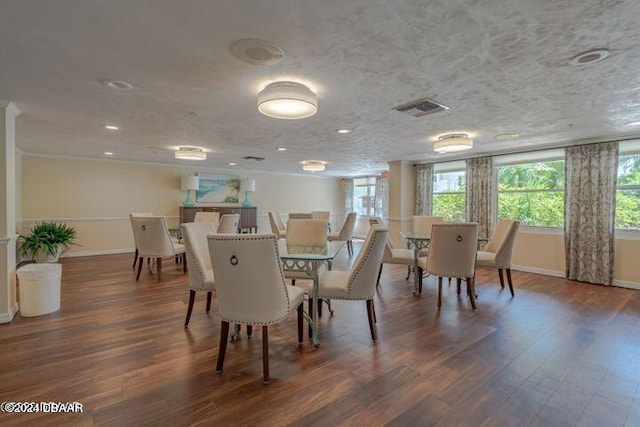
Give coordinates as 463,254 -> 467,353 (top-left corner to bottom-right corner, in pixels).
2,0 -> 640,177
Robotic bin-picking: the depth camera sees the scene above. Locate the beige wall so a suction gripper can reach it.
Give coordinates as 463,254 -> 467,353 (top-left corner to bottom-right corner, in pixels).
21,155 -> 341,255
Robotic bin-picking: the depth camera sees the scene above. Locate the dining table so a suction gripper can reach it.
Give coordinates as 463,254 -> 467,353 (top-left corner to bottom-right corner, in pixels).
277,239 -> 345,347
401,231 -> 488,295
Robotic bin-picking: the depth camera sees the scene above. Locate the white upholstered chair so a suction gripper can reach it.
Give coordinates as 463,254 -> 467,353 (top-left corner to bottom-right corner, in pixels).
129,212 -> 153,269
420,223 -> 479,310
268,211 -> 286,238
194,211 -> 220,228
369,217 -> 416,286
311,210 -> 331,230
411,215 -> 444,235
273,211 -> 286,232
328,212 -> 358,257
476,219 -> 520,296
288,212 -> 312,220
207,233 -> 305,384
217,214 -> 240,234
317,225 -> 388,340
131,216 -> 186,281
181,222 -> 216,328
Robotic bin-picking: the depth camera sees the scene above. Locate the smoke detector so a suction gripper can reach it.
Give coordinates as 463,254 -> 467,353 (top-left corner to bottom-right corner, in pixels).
231,39 -> 285,66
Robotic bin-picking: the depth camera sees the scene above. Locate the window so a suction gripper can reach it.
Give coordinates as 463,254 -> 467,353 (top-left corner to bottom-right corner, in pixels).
353,177 -> 376,216
432,170 -> 466,221
497,160 -> 565,227
616,153 -> 640,230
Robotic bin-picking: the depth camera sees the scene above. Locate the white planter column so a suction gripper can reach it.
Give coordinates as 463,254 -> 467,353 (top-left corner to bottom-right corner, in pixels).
0,101 -> 21,323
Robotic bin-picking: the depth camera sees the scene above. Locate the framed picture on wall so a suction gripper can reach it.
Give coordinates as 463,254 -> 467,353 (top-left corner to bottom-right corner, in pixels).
196,173 -> 241,203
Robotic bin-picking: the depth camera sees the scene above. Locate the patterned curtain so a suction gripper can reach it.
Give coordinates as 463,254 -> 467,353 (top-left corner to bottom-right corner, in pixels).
415,163 -> 434,215
375,174 -> 389,220
565,142 -> 618,286
343,178 -> 354,215
466,156 -> 493,239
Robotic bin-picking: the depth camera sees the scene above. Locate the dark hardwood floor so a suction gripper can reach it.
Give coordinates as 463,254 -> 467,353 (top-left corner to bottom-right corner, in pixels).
1,243 -> 640,426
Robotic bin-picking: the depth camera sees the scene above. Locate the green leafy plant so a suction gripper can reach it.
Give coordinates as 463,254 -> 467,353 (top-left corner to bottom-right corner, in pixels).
18,222 -> 78,262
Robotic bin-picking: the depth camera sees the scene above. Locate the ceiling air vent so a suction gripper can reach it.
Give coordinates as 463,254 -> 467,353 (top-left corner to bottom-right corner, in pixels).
393,97 -> 450,117
242,156 -> 265,161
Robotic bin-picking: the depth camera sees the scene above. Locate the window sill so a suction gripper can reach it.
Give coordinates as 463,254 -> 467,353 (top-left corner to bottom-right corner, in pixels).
517,225 -> 640,240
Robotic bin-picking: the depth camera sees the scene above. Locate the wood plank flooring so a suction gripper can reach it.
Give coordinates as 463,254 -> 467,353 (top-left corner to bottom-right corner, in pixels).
1,243 -> 640,426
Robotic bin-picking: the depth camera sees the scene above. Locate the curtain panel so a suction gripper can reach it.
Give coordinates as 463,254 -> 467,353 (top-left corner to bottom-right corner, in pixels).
415,164 -> 434,215
466,156 -> 493,239
375,175 -> 389,221
343,178 -> 354,215
564,142 -> 618,286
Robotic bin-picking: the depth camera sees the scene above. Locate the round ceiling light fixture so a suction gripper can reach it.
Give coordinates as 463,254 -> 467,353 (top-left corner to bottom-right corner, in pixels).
569,48 -> 609,66
231,39 -> 285,66
302,160 -> 326,172
495,132 -> 520,140
175,146 -> 207,161
433,133 -> 474,153
100,79 -> 134,90
257,81 -> 318,120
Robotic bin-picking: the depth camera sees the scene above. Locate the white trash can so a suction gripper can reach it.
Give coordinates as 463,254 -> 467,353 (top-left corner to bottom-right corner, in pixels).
17,263 -> 62,317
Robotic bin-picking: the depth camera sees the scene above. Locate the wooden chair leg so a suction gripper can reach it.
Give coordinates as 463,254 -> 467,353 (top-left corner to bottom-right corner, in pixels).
132,248 -> 138,270
366,300 -> 377,341
348,240 -> 353,257
216,321 -> 230,374
297,304 -> 303,345
456,278 -> 462,295
262,326 -> 270,384
317,299 -> 323,317
206,292 -> 212,313
291,279 -> 296,286
372,300 -> 377,323
183,253 -> 187,273
437,276 -> 443,309
308,298 -> 314,339
136,257 -> 144,281
506,269 -> 515,297
184,290 -> 196,328
498,269 -> 505,288
247,325 -> 253,337
377,263 -> 383,287
406,265 -> 411,280
156,257 -> 162,280
467,277 -> 477,309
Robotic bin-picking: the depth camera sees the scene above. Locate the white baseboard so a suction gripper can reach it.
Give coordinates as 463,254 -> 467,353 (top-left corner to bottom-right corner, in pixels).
511,264 -> 565,278
0,302 -> 18,323
613,279 -> 640,290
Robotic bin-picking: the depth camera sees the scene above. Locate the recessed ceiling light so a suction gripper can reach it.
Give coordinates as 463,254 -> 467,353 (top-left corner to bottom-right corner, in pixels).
104,152 -> 113,156
496,132 -> 520,140
276,147 -> 287,152
302,160 -> 326,172
104,125 -> 119,131
100,79 -> 134,90
228,162 -> 237,166
336,129 -> 351,134
175,146 -> 206,160
569,48 -> 609,66
627,121 -> 640,126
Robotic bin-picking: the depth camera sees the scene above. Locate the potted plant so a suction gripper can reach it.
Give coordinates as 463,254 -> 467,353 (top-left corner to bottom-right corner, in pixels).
18,222 -> 78,263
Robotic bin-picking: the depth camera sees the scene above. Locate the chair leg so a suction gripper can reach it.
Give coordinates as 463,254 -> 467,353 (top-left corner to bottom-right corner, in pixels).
262,326 -> 270,384
156,257 -> 162,280
377,263 -> 383,287
506,269 -> 515,297
456,278 -> 462,295
183,253 -> 187,273
247,325 -> 253,337
184,290 -> 196,328
347,240 -> 353,257
366,300 -> 377,341
372,300 -> 377,323
136,257 -> 144,281
308,297 -> 314,339
317,299 -> 323,317
206,292 -> 212,313
467,277 -> 477,310
418,267 -> 423,294
291,279 -> 296,286
498,269 -> 505,288
437,276 -> 443,309
132,248 -> 138,270
297,303 -> 303,345
216,321 -> 230,374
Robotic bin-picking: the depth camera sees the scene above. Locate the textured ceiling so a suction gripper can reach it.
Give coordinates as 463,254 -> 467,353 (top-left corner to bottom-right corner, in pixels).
1,0 -> 640,177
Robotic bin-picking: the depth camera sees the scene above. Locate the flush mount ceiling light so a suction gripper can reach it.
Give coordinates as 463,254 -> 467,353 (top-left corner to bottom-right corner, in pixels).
100,79 -> 134,90
627,121 -> 640,126
433,133 -> 474,153
257,82 -> 318,120
569,48 -> 609,66
104,125 -> 119,131
495,132 -> 520,140
175,146 -> 206,160
302,160 -> 326,172
336,129 -> 351,134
